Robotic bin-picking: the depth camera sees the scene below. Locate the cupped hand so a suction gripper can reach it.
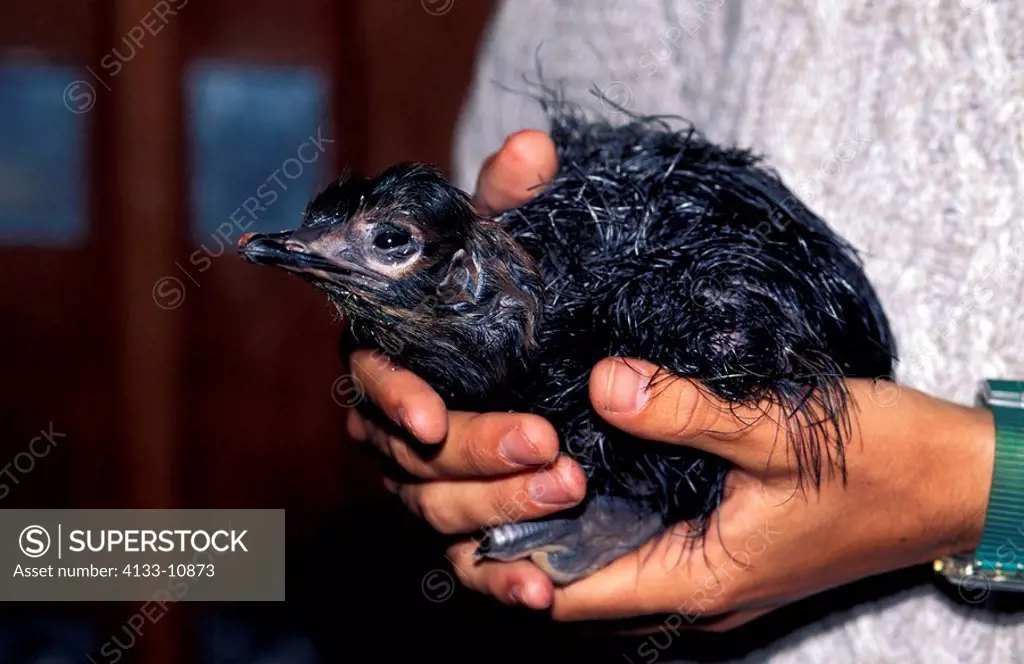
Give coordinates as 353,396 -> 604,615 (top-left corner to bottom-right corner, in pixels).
448,358 -> 995,629
343,129 -> 575,609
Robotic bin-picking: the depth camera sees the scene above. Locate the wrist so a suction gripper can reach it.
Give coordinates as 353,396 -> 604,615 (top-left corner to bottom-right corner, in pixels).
955,406 -> 997,554
930,403 -> 996,560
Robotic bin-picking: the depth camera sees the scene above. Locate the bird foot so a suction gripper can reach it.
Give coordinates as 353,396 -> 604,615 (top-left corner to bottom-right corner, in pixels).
472,495 -> 667,585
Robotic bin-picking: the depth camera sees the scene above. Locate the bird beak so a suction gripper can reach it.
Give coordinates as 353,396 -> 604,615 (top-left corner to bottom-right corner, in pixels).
237,229 -> 380,285
237,230 -> 305,267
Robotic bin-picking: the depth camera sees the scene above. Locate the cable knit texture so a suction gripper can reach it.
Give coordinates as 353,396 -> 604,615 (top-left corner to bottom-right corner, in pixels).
452,0 -> 1024,661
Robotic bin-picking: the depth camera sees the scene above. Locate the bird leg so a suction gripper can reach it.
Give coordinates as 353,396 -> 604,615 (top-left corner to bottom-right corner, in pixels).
472,494 -> 667,585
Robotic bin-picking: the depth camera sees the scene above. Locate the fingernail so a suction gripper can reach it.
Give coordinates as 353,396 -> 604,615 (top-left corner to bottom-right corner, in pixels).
603,359 -> 649,413
528,461 -> 578,505
498,427 -> 545,466
396,407 -> 417,436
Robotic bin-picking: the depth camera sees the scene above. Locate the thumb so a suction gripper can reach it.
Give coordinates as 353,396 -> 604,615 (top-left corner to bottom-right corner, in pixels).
472,129 -> 557,216
588,357 -> 790,469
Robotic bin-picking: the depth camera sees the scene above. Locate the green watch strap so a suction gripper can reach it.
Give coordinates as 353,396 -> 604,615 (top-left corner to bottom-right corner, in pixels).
973,379 -> 1024,572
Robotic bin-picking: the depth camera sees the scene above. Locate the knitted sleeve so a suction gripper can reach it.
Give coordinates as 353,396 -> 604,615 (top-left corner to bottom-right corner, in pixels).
450,1 -> 1024,662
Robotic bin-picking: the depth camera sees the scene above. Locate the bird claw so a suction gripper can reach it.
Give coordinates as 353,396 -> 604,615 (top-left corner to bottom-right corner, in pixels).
472,495 -> 667,585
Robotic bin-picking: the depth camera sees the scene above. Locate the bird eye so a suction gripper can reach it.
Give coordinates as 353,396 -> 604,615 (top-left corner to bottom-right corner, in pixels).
371,225 -> 415,259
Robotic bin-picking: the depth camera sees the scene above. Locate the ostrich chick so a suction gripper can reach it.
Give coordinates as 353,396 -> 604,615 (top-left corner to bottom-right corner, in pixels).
237,99 -> 897,585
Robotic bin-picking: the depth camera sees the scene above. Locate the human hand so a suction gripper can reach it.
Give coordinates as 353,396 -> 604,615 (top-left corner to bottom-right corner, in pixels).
344,130 -> 585,609
447,360 -> 996,629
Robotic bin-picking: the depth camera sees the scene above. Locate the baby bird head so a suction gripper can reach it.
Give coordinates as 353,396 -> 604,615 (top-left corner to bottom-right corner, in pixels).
238,163 -> 478,310
238,162 -> 544,403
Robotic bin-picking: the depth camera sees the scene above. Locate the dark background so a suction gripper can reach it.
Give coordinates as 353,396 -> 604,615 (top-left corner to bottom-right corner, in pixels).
0,1 -> 1000,662
1,1 -> 508,662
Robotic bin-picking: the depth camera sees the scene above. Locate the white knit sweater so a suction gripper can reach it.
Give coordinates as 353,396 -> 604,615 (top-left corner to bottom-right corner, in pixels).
452,0 -> 1024,661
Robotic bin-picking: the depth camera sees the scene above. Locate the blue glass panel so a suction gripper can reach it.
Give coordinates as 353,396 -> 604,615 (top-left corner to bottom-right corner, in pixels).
0,63 -> 88,247
201,615 -> 320,664
185,61 -> 332,244
0,614 -> 99,662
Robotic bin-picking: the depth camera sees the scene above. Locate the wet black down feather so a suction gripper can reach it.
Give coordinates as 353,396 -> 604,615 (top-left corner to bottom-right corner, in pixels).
474,91 -> 898,537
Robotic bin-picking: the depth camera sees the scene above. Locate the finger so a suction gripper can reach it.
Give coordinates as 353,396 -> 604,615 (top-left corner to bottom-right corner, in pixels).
345,405 -> 369,443
473,129 -> 558,216
608,606 -> 775,635
348,348 -> 448,444
446,539 -> 555,610
390,455 -> 587,534
589,357 -> 787,467
360,409 -> 561,480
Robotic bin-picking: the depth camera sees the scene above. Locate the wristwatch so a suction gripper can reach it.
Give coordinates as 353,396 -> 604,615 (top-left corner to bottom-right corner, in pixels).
934,379 -> 1024,592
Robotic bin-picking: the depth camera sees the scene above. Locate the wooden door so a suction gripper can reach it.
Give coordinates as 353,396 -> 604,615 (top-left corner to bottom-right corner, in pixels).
0,0 -> 496,661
